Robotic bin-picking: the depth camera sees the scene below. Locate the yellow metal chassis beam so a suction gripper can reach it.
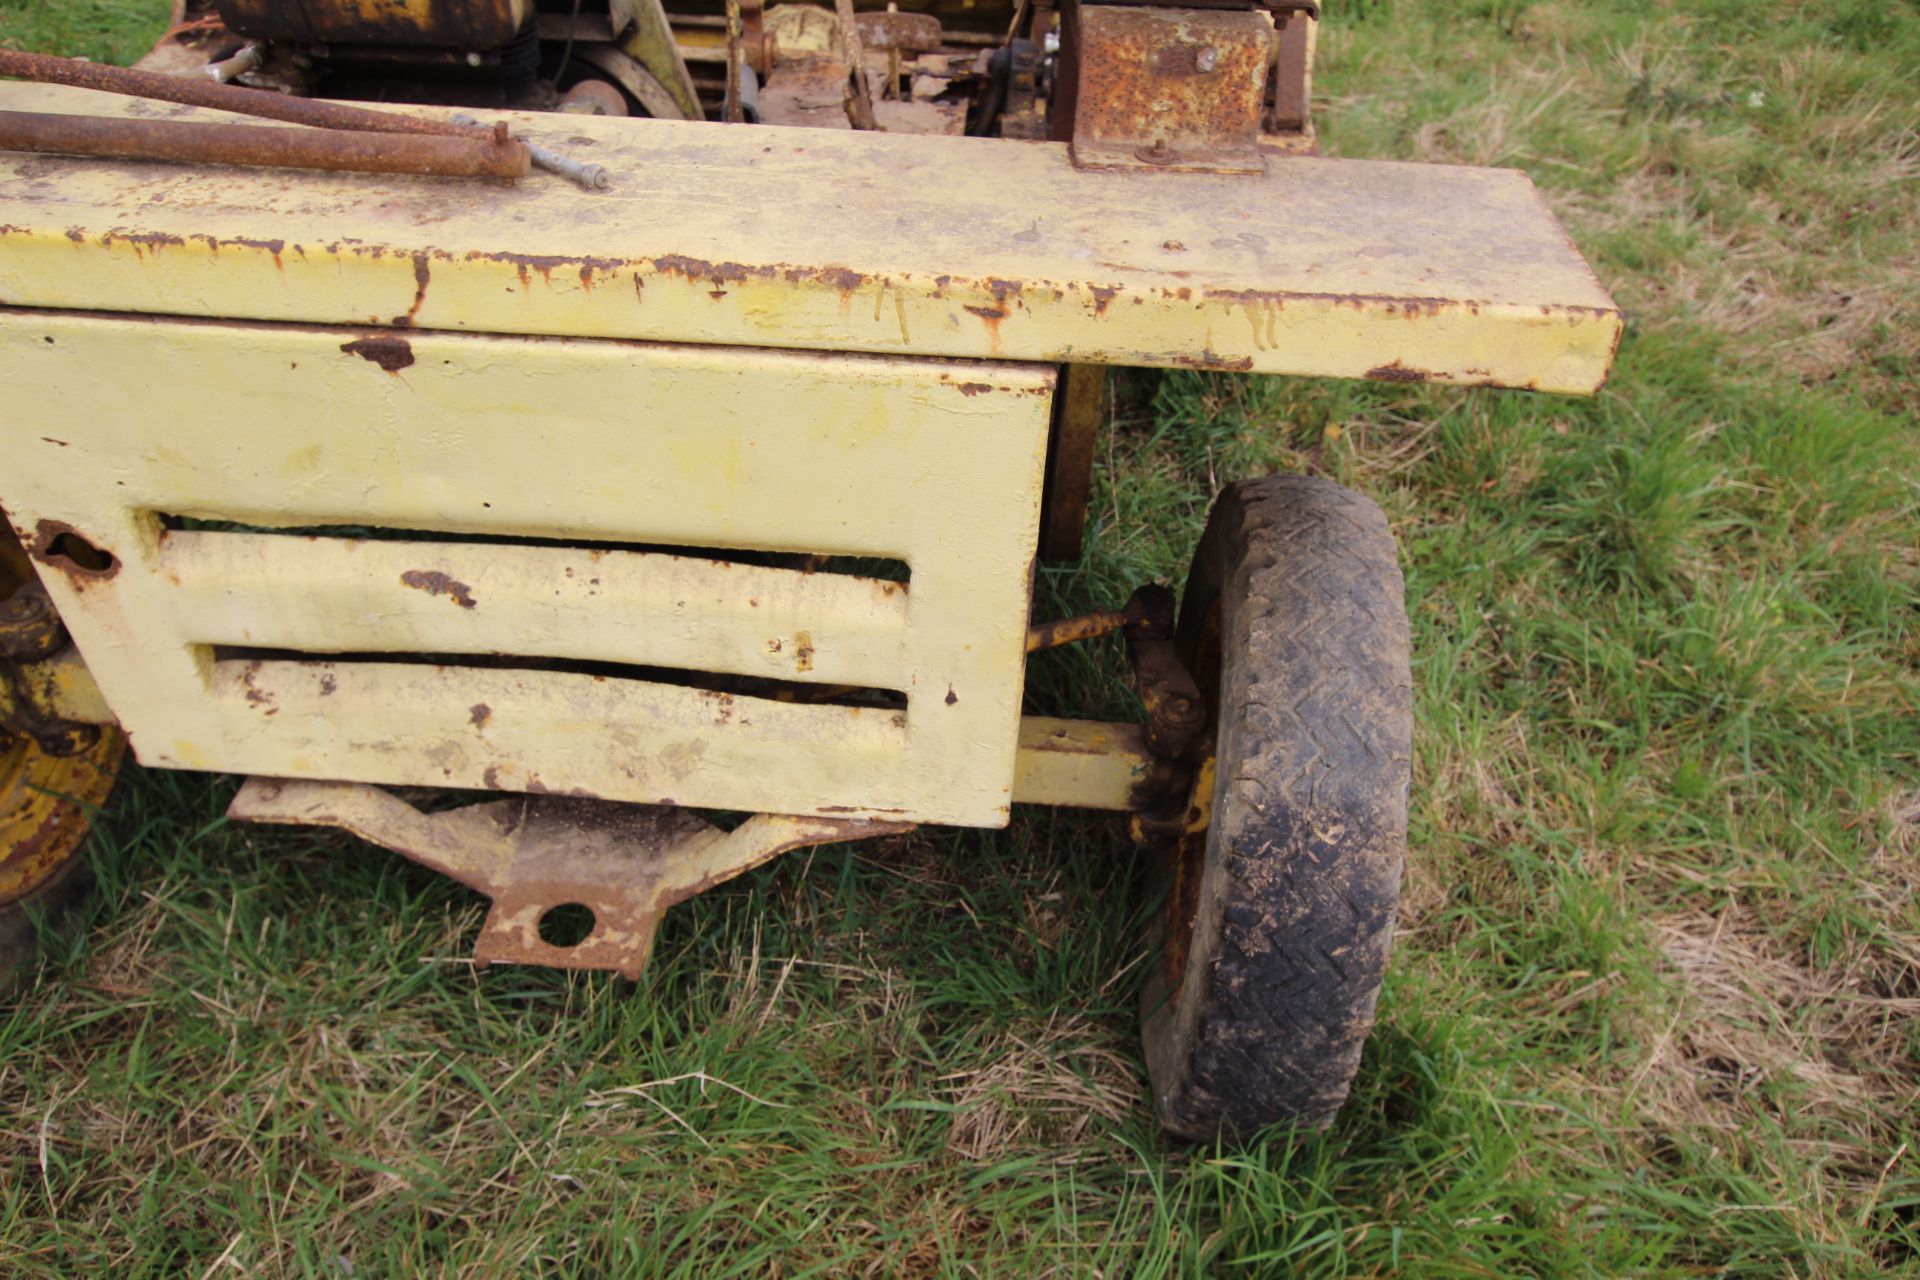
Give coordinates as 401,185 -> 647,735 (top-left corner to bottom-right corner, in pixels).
0,83 -> 1621,393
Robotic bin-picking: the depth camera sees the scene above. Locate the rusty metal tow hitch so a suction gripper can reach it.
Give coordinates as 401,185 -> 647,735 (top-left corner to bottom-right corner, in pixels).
229,779 -> 910,979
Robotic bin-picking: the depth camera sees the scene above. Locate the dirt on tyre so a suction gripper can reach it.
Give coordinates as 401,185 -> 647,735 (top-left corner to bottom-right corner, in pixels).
1141,474 -> 1412,1142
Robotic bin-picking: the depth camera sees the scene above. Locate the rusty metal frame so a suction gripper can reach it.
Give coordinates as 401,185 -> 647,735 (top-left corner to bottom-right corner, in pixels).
1038,363 -> 1109,563
230,777 -> 909,978
222,710 -> 1170,978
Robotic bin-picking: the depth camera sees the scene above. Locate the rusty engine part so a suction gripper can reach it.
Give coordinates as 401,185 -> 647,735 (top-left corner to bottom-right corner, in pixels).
857,6 -> 940,100
0,109 -> 532,179
215,0 -> 534,48
134,0 -> 1314,155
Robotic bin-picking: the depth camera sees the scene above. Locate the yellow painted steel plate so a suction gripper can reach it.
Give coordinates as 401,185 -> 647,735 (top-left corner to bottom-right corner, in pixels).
0,83 -> 1620,393
0,310 -> 1053,828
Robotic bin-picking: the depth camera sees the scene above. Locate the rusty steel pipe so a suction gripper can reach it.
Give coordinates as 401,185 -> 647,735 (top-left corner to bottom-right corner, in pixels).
0,49 -> 501,142
1025,584 -> 1170,654
1027,606 -> 1127,653
0,110 -> 531,179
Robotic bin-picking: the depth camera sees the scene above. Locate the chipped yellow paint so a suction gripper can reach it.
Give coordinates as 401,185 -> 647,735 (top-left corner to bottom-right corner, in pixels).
0,83 -> 1621,393
1009,717 -> 1155,811
0,310 -> 1053,827
0,647 -> 114,730
0,728 -> 123,903
160,532 -> 913,689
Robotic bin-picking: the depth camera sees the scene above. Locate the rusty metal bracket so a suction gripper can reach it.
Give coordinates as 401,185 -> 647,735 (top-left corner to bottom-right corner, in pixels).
1069,6 -> 1274,173
1025,581 -> 1207,773
856,9 -> 942,54
229,779 -> 911,979
859,6 -> 941,102
832,0 -> 881,130
1120,584 -> 1208,761
1039,363 -> 1109,562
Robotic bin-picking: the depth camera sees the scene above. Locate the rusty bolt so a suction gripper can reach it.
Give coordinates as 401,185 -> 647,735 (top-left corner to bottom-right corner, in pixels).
1135,137 -> 1177,165
0,582 -> 67,661
1195,46 -> 1218,72
0,588 -> 49,625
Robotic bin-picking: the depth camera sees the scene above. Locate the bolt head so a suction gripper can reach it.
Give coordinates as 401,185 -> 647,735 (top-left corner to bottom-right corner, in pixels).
1195,46 -> 1218,72
0,592 -> 46,622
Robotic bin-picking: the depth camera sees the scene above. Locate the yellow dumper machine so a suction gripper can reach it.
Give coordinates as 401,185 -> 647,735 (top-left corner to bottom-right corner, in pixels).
0,0 -> 1618,1138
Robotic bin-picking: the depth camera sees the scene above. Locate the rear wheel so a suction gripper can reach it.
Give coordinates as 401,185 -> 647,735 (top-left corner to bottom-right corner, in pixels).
1141,475 -> 1412,1141
0,523 -> 124,994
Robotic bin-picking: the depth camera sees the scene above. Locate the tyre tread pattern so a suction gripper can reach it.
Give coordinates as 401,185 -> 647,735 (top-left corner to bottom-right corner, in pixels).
1149,475 -> 1412,1140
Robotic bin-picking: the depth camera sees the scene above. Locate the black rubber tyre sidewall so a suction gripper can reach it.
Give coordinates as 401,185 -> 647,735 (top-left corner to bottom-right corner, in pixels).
1141,474 -> 1412,1141
0,852 -> 94,998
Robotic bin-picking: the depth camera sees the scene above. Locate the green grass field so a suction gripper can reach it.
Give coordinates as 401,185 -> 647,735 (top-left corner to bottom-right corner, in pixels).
2,1 -> 1917,1274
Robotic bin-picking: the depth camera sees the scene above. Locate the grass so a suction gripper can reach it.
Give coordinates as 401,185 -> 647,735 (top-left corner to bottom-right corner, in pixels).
2,0 -> 1918,1274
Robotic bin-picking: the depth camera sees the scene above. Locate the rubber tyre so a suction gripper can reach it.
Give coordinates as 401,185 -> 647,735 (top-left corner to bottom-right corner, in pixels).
0,852 -> 95,997
0,729 -> 125,998
1141,474 -> 1412,1141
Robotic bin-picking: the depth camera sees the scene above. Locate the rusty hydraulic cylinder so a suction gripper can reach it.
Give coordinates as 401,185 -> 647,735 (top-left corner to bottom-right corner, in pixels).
0,49 -> 498,142
0,110 -> 531,179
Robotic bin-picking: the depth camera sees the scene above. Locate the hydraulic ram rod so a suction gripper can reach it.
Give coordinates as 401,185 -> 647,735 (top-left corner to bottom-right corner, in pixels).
0,110 -> 532,179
